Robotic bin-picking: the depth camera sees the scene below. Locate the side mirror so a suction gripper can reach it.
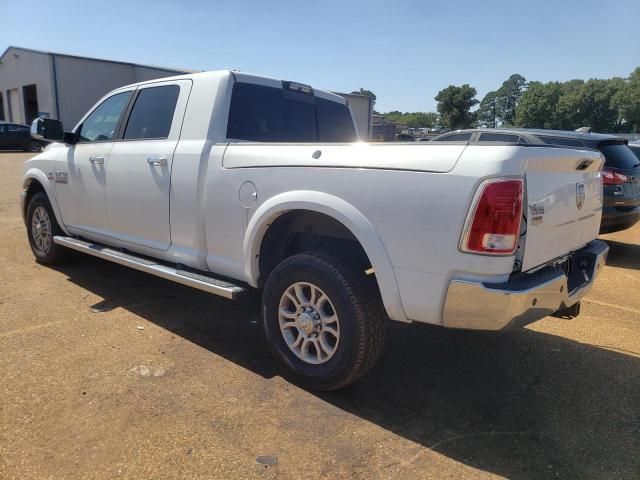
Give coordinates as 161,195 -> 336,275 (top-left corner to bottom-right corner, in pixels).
31,117 -> 65,143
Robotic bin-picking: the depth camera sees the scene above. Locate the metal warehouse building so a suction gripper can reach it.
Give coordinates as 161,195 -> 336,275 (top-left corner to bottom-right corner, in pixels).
0,46 -> 192,128
0,46 -> 373,138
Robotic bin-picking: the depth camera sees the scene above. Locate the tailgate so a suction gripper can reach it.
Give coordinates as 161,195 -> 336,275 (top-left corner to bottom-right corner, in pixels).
521,148 -> 605,271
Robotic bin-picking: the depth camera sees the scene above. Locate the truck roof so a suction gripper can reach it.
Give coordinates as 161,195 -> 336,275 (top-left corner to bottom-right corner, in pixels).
124,70 -> 348,105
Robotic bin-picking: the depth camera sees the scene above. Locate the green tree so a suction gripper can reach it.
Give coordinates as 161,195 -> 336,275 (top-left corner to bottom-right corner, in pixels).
382,111 -> 439,128
554,80 -> 585,129
434,84 -> 478,129
515,81 -> 563,128
350,88 -> 377,101
495,74 -> 527,126
612,67 -> 640,132
475,91 -> 498,127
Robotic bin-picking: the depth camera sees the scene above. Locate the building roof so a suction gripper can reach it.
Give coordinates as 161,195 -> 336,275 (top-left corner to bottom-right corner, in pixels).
0,46 -> 197,74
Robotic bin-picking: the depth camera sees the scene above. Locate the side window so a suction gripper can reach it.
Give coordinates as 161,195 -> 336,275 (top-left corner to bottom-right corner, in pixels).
123,85 -> 180,140
433,132 -> 472,142
317,98 -> 357,142
478,133 -> 520,143
537,135 -> 584,148
78,92 -> 132,143
8,124 -> 29,133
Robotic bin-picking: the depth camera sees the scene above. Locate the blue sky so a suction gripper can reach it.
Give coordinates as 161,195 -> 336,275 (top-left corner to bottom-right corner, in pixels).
1,0 -> 638,112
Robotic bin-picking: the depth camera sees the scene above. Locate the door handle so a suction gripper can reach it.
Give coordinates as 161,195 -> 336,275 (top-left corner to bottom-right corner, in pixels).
89,156 -> 104,165
147,156 -> 168,166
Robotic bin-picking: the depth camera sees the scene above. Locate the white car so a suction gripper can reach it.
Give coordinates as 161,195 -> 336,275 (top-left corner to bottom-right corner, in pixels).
22,71 -> 608,390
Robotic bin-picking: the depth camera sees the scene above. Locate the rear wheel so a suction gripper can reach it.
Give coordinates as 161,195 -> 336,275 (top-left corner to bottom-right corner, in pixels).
25,140 -> 41,152
26,192 -> 70,264
262,252 -> 385,391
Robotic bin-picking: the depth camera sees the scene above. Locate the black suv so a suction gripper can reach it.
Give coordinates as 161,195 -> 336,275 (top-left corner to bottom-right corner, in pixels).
432,128 -> 640,234
0,122 -> 44,152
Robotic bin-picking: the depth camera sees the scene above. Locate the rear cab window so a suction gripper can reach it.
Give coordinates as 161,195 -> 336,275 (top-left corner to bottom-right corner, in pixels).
226,82 -> 357,142
598,142 -> 640,170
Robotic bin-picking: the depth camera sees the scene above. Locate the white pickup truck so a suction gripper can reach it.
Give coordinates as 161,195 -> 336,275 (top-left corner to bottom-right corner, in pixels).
22,70 -> 608,390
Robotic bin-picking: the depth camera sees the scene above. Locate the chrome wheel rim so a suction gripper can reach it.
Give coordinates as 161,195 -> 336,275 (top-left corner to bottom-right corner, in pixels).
31,206 -> 52,253
278,282 -> 340,365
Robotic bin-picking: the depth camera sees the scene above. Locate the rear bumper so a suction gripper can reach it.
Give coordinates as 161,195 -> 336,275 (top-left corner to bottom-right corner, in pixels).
600,206 -> 640,233
442,240 -> 609,330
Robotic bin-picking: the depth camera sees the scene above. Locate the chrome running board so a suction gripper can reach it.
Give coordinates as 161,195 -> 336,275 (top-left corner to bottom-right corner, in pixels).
53,236 -> 247,300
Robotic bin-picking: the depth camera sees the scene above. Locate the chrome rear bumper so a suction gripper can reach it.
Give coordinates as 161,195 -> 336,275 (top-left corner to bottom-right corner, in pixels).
442,240 -> 609,330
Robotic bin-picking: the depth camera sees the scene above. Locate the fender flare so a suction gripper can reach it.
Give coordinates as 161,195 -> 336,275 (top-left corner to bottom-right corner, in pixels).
22,169 -> 70,235
243,190 -> 407,322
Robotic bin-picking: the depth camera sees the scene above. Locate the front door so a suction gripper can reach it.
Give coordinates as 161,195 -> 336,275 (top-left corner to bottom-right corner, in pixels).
55,90 -> 133,237
105,80 -> 191,251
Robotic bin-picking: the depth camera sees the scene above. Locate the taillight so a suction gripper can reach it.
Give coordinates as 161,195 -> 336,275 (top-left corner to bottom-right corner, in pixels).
462,179 -> 523,255
602,169 -> 628,185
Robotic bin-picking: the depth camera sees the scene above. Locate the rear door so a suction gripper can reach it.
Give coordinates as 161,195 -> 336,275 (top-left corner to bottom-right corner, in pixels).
6,123 -> 30,149
521,147 -> 604,271
104,80 -> 191,251
0,124 -> 8,148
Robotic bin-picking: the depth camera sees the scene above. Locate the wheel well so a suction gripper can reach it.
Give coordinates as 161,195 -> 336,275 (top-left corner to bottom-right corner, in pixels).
258,210 -> 372,286
24,179 -> 45,216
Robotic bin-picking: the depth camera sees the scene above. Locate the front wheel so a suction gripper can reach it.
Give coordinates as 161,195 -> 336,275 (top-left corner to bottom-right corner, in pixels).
26,192 -> 70,264
262,252 -> 385,391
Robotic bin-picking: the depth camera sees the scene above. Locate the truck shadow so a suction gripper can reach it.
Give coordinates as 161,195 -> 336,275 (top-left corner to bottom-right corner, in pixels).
603,239 -> 640,271
53,256 -> 640,479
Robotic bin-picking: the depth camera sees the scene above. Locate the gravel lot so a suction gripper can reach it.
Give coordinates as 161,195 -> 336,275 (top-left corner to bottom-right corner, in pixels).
1,152 -> 639,479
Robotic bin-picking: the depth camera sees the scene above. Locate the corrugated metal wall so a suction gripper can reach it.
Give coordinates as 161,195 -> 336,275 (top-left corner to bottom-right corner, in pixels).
337,93 -> 373,140
54,56 -> 186,128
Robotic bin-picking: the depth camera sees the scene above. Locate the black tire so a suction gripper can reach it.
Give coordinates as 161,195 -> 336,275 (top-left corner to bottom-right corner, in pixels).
25,140 -> 42,153
262,252 -> 385,391
26,192 -> 70,264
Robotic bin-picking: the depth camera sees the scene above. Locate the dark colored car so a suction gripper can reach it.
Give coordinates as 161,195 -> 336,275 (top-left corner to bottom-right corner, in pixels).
431,128 -> 640,234
0,122 -> 44,152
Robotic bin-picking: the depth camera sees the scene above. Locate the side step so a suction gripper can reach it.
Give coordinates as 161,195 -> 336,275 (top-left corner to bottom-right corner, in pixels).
54,236 -> 247,300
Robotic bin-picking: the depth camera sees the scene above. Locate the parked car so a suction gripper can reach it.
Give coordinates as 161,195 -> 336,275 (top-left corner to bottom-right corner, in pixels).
395,133 -> 415,141
0,122 -> 44,152
432,128 -> 640,233
22,71 -> 608,390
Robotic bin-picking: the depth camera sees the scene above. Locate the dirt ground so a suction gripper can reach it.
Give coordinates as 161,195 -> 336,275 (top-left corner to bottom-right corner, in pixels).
1,151 -> 639,479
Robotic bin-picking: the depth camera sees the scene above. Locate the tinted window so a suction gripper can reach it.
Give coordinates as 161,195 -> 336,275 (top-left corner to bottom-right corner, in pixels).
78,92 -> 132,142
433,133 -> 471,142
599,143 -> 640,170
7,124 -> 29,133
317,98 -> 357,142
226,83 -> 356,142
627,144 -> 640,161
124,85 -> 180,140
537,135 -> 584,148
478,133 -> 520,143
